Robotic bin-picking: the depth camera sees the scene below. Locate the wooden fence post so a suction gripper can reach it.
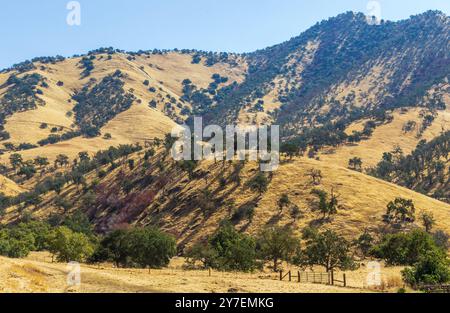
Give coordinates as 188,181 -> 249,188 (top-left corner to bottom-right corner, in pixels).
298,271 -> 301,283
343,273 -> 347,287
280,270 -> 283,281
288,271 -> 292,282
331,271 -> 334,285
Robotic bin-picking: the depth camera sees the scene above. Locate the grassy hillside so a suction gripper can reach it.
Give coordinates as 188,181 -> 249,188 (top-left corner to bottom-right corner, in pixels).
0,51 -> 246,162
3,147 -> 448,249
319,107 -> 449,168
0,175 -> 22,196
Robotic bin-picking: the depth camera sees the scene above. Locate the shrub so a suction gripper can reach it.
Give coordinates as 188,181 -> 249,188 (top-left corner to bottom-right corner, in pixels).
231,205 -> 255,223
247,173 -> 269,194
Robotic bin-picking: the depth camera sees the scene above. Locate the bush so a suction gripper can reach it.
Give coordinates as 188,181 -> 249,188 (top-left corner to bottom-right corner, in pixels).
231,205 -> 255,223
247,173 -> 269,194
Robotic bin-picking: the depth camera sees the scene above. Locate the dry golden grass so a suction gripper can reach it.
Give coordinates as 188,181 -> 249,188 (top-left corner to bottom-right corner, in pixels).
0,252 -> 375,293
0,174 -> 23,196
0,51 -> 245,163
244,157 -> 450,239
319,107 -> 449,168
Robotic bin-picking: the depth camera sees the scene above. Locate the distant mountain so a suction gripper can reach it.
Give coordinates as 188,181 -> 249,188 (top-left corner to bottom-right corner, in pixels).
202,11 -> 449,138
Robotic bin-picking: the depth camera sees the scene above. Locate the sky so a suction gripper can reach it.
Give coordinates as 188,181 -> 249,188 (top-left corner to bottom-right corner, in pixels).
0,0 -> 449,69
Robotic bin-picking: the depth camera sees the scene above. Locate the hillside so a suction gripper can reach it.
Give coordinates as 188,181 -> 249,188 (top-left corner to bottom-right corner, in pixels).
319,106 -> 449,168
0,51 -> 246,162
2,147 -> 448,250
0,175 -> 22,196
0,10 -> 448,250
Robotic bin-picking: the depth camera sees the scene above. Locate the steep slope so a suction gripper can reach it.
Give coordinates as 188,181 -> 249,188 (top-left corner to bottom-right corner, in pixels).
0,175 -> 22,196
319,107 -> 449,168
0,51 -> 247,161
3,149 -> 448,249
201,11 -> 449,138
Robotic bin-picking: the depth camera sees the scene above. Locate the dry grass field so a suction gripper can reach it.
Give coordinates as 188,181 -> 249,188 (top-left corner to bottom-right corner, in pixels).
319,107 -> 449,168
0,252 -> 408,293
0,174 -> 23,196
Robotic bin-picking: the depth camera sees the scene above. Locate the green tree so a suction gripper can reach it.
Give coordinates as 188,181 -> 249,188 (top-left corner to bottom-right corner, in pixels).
63,211 -> 93,236
185,242 -> 219,269
371,229 -> 442,266
277,194 -> 290,214
421,212 -> 435,233
209,223 -> 258,272
353,230 -> 374,258
280,142 -> 299,160
18,164 -> 37,179
298,228 -> 355,272
90,229 -> 131,267
55,154 -> 69,168
348,157 -> 363,171
257,226 -> 300,272
48,226 -> 94,262
0,227 -> 35,258
34,156 -> 49,169
311,189 -> 339,219
127,227 -> 177,269
386,198 -> 416,224
402,249 -> 450,286
9,153 -> 23,170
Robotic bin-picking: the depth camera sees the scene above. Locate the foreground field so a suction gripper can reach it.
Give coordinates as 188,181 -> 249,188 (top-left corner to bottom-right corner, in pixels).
0,252 -> 407,293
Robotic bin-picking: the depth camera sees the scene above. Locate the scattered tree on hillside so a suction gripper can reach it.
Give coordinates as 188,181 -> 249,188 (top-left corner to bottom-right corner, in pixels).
385,198 -> 416,224
421,212 -> 435,234
277,194 -> 290,214
306,168 -> 322,185
348,157 -> 363,172
311,188 -> 340,220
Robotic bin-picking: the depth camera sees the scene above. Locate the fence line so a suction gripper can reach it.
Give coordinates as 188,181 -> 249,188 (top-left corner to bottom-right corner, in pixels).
280,270 -> 346,287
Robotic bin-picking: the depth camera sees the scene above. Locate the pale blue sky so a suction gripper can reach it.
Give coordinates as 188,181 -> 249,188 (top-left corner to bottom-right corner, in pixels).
0,0 -> 449,69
